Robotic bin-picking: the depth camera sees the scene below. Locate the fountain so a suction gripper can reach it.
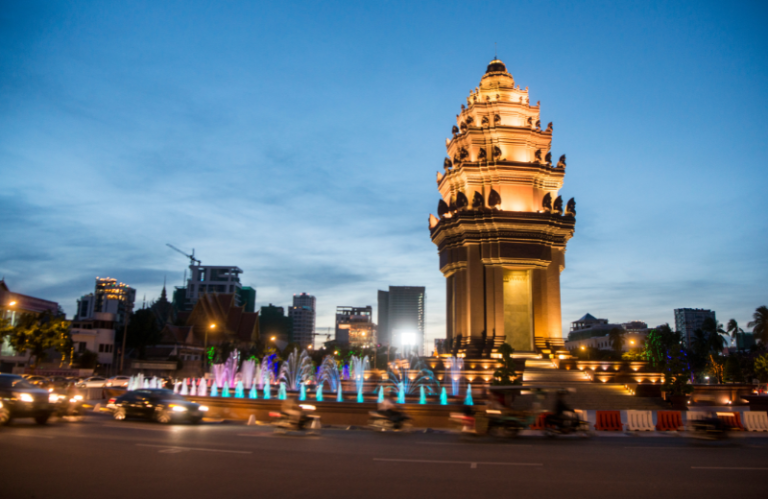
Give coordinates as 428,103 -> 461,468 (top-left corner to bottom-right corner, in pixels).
263,382 -> 271,400
377,386 -> 384,403
180,379 -> 189,396
299,383 -> 307,401
241,359 -> 257,389
279,349 -> 314,390
383,355 -> 441,404
212,363 -> 226,388
198,378 -> 207,397
336,383 -> 343,402
342,364 -> 350,380
210,381 -> 219,397
350,355 -> 370,395
278,382 -> 287,400
317,355 -> 340,393
224,350 -> 240,387
419,386 -> 426,404
190,380 -> 197,396
235,380 -> 245,398
440,387 -> 447,405
464,384 -> 473,406
173,381 -> 181,394
222,380 -> 231,398
357,385 -> 363,403
446,356 -> 464,396
249,383 -> 258,399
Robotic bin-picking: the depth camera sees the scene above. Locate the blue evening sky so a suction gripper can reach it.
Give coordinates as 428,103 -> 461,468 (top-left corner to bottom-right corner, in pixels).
1,1 -> 766,349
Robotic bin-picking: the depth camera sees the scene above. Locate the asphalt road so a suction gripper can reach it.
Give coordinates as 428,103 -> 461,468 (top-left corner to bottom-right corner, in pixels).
2,415 -> 767,499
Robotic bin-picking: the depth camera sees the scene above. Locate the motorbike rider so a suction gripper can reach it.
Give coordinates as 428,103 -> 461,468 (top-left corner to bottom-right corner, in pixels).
546,389 -> 574,429
378,394 -> 405,426
281,394 -> 307,429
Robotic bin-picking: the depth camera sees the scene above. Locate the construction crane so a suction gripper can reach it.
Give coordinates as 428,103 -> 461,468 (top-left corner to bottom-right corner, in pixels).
166,244 -> 201,266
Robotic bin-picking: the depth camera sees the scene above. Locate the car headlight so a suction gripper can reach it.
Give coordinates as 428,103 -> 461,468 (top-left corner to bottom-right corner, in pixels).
198,405 -> 209,412
19,393 -> 35,403
73,395 -> 83,401
49,394 -> 63,403
170,404 -> 187,412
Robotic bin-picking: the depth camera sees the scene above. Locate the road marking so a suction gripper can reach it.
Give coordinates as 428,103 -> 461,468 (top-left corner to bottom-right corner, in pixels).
237,432 -> 273,437
423,442 -> 532,447
691,466 -> 768,471
103,424 -> 176,432
136,444 -> 252,454
374,458 -> 542,468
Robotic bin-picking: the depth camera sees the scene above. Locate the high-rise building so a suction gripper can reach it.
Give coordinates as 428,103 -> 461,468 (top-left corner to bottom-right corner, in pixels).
674,308 -> 716,347
173,265 -> 244,312
429,58 -> 576,357
238,286 -> 257,313
377,286 -> 425,354
76,277 -> 136,328
289,293 -> 316,348
259,304 -> 293,344
335,306 -> 374,348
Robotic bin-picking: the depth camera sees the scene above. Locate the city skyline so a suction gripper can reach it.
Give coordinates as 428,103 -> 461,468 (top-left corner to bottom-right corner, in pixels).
1,1 -> 766,350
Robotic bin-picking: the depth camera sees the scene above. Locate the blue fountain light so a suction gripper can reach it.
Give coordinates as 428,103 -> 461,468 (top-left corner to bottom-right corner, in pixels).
464,383 -> 473,406
377,386 -> 384,403
316,384 -> 323,402
336,384 -> 343,402
440,387 -> 448,405
222,381 -> 231,398
210,382 -> 219,397
278,382 -> 287,400
419,385 -> 426,404
357,385 -> 363,403
234,381 -> 244,399
263,382 -> 271,400
397,382 -> 405,404
249,384 -> 258,399
299,383 -> 306,401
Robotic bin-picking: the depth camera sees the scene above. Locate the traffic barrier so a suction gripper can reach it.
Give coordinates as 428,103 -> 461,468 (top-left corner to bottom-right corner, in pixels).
743,411 -> 768,432
655,411 -> 683,431
716,412 -> 744,430
594,410 -> 623,431
529,412 -> 551,430
686,411 -> 707,423
626,410 -> 654,431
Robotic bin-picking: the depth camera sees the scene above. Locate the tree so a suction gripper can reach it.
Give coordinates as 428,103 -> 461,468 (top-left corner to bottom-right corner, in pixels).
491,343 -> 519,385
646,324 -> 681,368
748,306 -> 768,344
755,354 -> 768,383
125,308 -> 162,360
4,311 -> 71,369
726,319 -> 745,351
661,344 -> 694,397
723,356 -> 742,383
608,328 -> 625,356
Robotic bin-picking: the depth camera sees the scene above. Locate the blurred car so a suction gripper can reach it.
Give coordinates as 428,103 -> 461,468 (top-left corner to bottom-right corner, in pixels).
44,376 -> 72,391
108,389 -> 208,424
24,375 -> 48,387
105,376 -> 131,388
0,374 -> 53,425
76,376 -> 107,388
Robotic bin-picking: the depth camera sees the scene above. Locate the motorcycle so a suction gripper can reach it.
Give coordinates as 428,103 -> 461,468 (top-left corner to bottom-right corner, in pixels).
686,415 -> 729,441
269,404 -> 321,435
368,410 -> 411,432
450,408 -> 533,438
543,411 -> 592,438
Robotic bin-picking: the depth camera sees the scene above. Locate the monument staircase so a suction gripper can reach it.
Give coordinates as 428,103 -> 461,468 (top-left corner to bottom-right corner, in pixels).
522,359 -> 668,411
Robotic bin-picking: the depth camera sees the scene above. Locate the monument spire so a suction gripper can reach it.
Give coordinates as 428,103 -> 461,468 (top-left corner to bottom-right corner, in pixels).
429,59 -> 576,357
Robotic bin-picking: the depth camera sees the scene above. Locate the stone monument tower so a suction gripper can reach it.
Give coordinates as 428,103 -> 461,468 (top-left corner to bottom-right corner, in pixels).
429,59 -> 576,358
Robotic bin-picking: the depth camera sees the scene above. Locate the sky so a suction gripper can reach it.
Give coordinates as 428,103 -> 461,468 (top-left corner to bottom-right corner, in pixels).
1,0 -> 767,350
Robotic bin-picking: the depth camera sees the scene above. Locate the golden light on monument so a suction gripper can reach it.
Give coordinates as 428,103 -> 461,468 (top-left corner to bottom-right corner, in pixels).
429,58 -> 576,358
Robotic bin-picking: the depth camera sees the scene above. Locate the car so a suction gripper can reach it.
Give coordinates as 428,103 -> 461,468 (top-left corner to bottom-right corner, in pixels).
108,389 -> 208,424
76,376 -> 107,388
24,375 -> 49,387
0,373 -> 54,425
105,375 -> 131,388
44,376 -> 72,391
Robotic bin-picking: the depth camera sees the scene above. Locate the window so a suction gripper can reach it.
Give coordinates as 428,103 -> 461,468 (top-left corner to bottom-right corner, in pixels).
78,342 -> 87,353
98,344 -> 104,353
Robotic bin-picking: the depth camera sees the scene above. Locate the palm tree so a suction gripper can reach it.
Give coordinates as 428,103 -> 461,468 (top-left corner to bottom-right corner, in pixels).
747,306 -> 768,344
726,319 -> 744,349
608,328 -> 625,357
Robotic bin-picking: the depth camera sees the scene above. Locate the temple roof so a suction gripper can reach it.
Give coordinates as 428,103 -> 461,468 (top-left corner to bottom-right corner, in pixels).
576,313 -> 599,322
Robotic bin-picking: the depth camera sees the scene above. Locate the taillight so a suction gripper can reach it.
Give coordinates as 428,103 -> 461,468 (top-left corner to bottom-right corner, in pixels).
108,398 -> 116,404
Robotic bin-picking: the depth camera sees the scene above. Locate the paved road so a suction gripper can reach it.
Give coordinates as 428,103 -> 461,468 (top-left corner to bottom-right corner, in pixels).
2,415 -> 767,499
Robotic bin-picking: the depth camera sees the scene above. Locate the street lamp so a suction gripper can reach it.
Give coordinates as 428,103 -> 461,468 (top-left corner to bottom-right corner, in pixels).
270,336 -> 276,341
203,323 -> 216,374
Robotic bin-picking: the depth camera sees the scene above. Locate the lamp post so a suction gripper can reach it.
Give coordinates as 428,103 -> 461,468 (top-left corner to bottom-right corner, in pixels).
119,302 -> 134,374
204,323 -> 216,375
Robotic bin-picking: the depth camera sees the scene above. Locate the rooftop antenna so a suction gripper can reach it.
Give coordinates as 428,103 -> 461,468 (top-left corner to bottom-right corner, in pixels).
494,42 -> 497,60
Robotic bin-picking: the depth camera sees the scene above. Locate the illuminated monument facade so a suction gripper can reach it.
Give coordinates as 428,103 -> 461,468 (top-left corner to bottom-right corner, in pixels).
429,59 -> 576,357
